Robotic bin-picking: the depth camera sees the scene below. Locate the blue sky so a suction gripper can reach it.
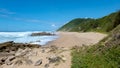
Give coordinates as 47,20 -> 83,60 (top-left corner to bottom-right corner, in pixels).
0,0 -> 120,31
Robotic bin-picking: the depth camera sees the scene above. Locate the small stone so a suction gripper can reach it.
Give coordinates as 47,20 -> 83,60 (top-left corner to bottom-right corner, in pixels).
7,56 -> 15,61
5,60 -> 12,65
0,60 -> 3,65
9,51 -> 15,54
15,49 -> 24,56
15,48 -> 31,57
61,57 -> 66,62
0,57 -> 7,63
14,60 -> 23,65
44,63 -> 49,68
4,56 -> 15,65
34,59 -> 42,66
41,49 -> 45,53
48,55 -> 61,63
25,59 -> 33,65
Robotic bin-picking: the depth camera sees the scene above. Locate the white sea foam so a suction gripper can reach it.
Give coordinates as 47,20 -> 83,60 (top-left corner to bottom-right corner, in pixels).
0,31 -> 58,45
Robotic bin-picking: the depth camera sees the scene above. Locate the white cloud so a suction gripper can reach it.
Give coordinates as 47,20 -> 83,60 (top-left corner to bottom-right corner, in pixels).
13,17 -> 22,20
13,17 -> 43,23
0,14 -> 9,17
0,8 -> 47,24
85,17 -> 88,19
51,24 -> 56,27
26,19 -> 41,23
0,8 -> 16,15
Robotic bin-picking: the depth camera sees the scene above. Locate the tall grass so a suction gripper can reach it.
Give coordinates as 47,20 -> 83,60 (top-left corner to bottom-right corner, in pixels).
71,44 -> 120,68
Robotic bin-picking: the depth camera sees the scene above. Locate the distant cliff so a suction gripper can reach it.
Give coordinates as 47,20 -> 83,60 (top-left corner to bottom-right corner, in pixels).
58,11 -> 120,32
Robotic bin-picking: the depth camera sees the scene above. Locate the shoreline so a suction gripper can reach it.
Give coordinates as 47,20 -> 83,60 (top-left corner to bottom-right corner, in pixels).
0,31 -> 57,45
0,32 -> 107,68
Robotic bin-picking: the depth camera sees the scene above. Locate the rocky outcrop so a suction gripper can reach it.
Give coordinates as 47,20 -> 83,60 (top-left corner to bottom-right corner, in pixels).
34,59 -> 42,66
0,41 -> 40,66
5,56 -> 15,65
0,41 -> 40,53
15,48 -> 32,57
30,32 -> 55,36
0,42 -> 68,68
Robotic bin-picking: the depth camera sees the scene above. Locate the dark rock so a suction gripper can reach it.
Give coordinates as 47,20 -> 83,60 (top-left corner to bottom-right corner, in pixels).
0,41 -> 13,52
30,32 -> 55,36
4,56 -> 15,65
114,33 -> 120,40
44,63 -> 49,68
34,59 -> 42,66
48,55 -> 61,63
0,57 -> 7,63
5,41 -> 14,43
0,57 -> 7,65
14,60 -> 23,65
0,60 -> 3,65
5,48 -> 10,52
7,56 -> 15,61
41,48 -> 45,53
0,41 -> 40,52
48,45 -> 59,52
0,41 -> 41,66
5,59 -> 12,65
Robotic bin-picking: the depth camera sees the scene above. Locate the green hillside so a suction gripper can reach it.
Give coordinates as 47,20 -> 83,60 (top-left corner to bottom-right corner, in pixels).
58,11 -> 120,32
71,11 -> 120,68
58,18 -> 94,32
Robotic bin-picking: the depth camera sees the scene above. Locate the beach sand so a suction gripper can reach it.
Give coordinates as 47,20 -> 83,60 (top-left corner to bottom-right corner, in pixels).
1,32 -> 107,68
47,32 -> 107,48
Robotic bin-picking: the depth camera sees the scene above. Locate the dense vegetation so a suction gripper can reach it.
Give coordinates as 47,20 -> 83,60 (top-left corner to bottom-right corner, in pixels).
71,11 -> 120,68
58,18 -> 94,32
72,42 -> 120,68
58,11 -> 120,32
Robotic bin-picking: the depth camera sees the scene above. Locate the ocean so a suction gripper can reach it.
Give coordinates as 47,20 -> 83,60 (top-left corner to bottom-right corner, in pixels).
0,31 -> 58,45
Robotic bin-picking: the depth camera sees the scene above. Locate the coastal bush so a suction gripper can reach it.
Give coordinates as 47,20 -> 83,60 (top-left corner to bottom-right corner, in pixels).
71,44 -> 120,68
58,11 -> 120,33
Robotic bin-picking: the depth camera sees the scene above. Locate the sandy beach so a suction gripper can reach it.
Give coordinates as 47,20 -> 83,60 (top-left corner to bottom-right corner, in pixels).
47,32 -> 107,48
0,32 -> 107,68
